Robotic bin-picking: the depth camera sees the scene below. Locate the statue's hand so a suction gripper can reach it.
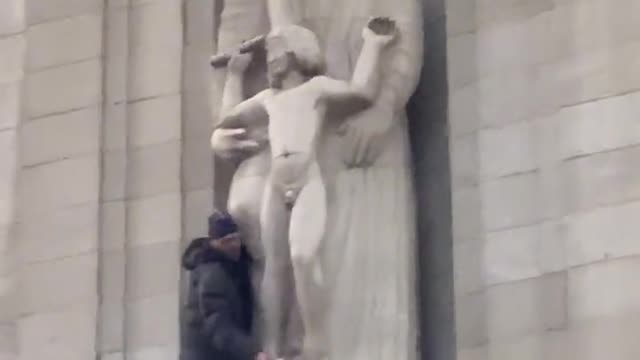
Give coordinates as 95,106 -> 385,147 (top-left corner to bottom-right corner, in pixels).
338,105 -> 395,167
228,52 -> 253,75
363,17 -> 397,47
239,34 -> 266,54
211,128 -> 260,159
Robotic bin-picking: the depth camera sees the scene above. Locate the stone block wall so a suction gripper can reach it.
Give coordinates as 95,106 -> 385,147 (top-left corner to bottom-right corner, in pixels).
446,0 -> 640,358
0,0 -> 195,359
0,0 -> 24,358
1,0 -> 639,359
100,1 -> 185,359
15,1 -> 102,360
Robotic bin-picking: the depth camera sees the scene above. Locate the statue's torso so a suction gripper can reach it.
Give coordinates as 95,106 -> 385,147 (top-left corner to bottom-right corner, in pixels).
264,84 -> 325,158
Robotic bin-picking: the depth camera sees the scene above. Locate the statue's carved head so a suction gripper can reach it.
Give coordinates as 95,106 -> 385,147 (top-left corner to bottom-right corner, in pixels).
266,25 -> 325,88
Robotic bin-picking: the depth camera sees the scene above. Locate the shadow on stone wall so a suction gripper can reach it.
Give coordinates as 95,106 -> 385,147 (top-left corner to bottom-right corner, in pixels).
407,0 -> 456,359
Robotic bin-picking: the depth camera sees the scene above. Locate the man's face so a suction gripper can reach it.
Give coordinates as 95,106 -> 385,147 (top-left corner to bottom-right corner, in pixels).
210,233 -> 242,260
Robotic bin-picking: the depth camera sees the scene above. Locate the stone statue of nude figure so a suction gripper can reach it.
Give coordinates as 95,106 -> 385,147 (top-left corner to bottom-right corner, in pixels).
214,17 -> 397,359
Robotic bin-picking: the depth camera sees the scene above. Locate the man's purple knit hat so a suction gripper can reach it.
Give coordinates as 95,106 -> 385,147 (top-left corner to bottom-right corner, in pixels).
208,210 -> 239,240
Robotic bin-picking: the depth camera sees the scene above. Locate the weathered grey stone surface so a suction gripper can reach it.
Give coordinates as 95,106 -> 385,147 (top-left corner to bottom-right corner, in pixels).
25,59 -> 102,118
0,37 -> 25,85
0,2 -> 23,359
18,253 -> 98,314
0,0 -> 23,36
129,95 -> 181,147
18,155 -> 100,217
128,142 -> 181,198
20,107 -> 101,166
26,14 -> 102,71
0,133 -> 16,225
0,0 -> 637,358
0,85 -> 20,132
17,303 -> 97,360
125,294 -> 179,353
127,193 -> 181,247
26,0 -> 101,25
17,203 -> 98,264
447,0 -> 640,359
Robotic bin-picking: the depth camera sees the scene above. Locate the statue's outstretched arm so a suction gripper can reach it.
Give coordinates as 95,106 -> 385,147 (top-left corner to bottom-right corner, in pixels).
315,18 -> 398,113
377,15 -> 424,110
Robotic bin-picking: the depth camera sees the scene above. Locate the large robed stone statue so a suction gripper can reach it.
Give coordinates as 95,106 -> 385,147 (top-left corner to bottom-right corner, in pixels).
210,1 -> 424,359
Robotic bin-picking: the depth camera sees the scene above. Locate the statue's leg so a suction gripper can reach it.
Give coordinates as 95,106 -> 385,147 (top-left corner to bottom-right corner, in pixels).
283,300 -> 304,359
227,174 -> 267,341
289,167 -> 328,360
260,182 -> 293,358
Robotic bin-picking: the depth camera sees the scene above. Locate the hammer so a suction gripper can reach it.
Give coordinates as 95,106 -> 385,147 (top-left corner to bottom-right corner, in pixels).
210,34 -> 267,68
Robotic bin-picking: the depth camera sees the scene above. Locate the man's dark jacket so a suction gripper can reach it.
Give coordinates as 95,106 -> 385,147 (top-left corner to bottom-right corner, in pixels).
180,237 -> 259,360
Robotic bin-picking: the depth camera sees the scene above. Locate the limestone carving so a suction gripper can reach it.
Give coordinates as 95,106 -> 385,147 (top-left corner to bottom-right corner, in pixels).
211,0 -> 423,359
214,18 -> 397,359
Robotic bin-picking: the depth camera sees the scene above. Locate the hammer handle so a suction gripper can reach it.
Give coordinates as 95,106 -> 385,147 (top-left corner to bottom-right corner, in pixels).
210,34 -> 266,68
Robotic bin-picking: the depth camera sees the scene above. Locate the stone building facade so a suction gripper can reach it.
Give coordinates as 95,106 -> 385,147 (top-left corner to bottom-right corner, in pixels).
0,0 -> 638,359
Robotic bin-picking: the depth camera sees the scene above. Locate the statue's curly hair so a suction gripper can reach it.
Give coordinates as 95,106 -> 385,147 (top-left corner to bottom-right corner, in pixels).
266,25 -> 326,77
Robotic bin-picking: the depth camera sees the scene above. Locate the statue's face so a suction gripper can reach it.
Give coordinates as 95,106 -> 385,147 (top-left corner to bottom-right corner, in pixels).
267,51 -> 297,89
